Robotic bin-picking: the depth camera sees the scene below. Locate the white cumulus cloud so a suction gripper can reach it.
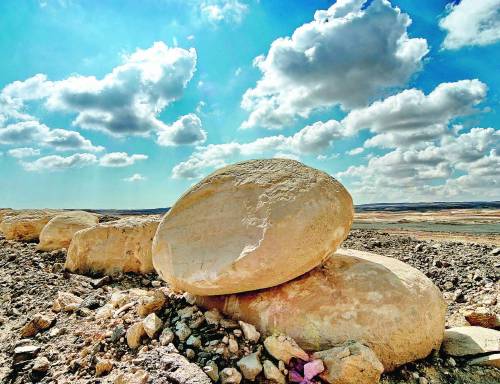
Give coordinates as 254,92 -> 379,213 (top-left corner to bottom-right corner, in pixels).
22,153 -> 98,172
99,152 -> 148,167
241,0 -> 428,129
200,0 -> 248,24
8,147 -> 41,158
123,173 -> 147,182
156,113 -> 207,146
439,0 -> 500,50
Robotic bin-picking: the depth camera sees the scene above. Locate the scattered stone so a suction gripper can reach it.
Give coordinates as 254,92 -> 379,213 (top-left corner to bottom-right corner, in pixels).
464,308 -> 499,329
20,313 -> 55,337
137,289 -> 166,317
442,326 -> 500,356
65,217 -> 160,275
95,358 -> 113,376
149,350 -> 212,384
52,291 -> 83,312
237,352 -> 263,381
32,356 -> 50,372
90,275 -> 111,288
142,313 -> 163,338
114,370 -> 149,384
303,359 -> 324,380
160,327 -> 175,346
313,341 -> 384,384
126,322 -> 146,349
239,320 -> 260,343
186,348 -> 196,359
228,338 -> 239,353
264,335 -> 309,364
204,309 -> 222,326
220,367 -> 242,384
153,159 -> 353,295
490,248 -> 500,256
468,353 -> 500,369
263,360 -> 285,384
96,304 -> 114,320
175,321 -> 192,342
187,335 -> 202,349
204,360 -> 219,382
13,345 -> 40,365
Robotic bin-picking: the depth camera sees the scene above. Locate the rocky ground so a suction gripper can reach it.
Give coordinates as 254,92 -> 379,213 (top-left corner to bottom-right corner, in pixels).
0,229 -> 499,384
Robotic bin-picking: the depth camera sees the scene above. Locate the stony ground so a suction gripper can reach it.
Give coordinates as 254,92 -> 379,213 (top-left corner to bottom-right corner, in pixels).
0,229 -> 499,384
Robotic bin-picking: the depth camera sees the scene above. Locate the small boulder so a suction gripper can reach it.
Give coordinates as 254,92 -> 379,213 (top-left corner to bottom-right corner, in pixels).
142,313 -> 163,338
52,291 -> 83,312
1,209 -> 62,241
464,308 -> 499,329
32,356 -> 50,372
442,326 -> 500,356
37,211 -> 98,251
153,159 -> 353,295
220,367 -> 242,384
95,358 -> 113,377
126,322 -> 146,349
313,341 -> 384,384
263,360 -> 285,384
65,217 -> 160,275
239,321 -> 260,343
468,353 -> 500,369
264,335 -> 309,364
237,352 -> 262,381
20,313 -> 55,337
203,361 -> 219,382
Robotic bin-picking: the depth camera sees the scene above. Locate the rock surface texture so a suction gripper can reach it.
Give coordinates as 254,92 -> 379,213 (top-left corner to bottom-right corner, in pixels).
153,159 -> 353,295
37,211 -> 99,251
65,217 -> 160,275
0,209 -> 62,241
196,248 -> 446,371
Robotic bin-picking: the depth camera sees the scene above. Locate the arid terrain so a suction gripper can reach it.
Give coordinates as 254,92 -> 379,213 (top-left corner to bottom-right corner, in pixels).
0,208 -> 499,384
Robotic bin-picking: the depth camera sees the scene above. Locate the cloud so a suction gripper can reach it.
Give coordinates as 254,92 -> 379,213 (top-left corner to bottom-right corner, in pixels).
156,113 -> 207,146
22,153 -> 98,172
123,173 -> 147,182
200,0 -> 248,24
342,79 -> 487,148
241,0 -> 428,129
336,127 -> 499,202
8,147 -> 41,158
172,119 -> 343,178
347,147 -> 364,156
1,42 -> 197,136
99,152 -> 148,167
439,0 -> 500,50
0,120 -> 103,152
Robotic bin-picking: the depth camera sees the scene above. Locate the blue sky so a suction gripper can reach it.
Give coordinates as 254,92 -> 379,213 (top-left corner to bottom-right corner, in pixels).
0,0 -> 499,208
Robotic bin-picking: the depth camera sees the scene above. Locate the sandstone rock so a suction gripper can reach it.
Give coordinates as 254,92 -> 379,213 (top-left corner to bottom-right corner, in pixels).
205,309 -> 222,326
65,217 -> 160,275
313,341 -> 384,384
37,211 -> 98,251
153,159 -> 353,295
263,360 -> 285,384
95,358 -> 113,376
114,370 -> 149,384
239,321 -> 260,343
264,335 -> 309,364
220,367 -> 242,384
32,356 -> 50,372
197,249 -> 446,371
442,326 -> 500,356
468,353 -> 500,368
156,352 -> 212,384
142,313 -> 163,338
175,321 -> 192,341
464,308 -> 499,329
20,313 -> 55,337
0,209 -> 61,241
160,328 -> 175,346
52,291 -> 83,312
204,361 -> 219,382
237,352 -> 263,381
126,322 -> 146,349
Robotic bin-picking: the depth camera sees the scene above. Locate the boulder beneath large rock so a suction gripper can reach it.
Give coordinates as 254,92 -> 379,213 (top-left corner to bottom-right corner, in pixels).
196,248 -> 446,371
153,159 -> 353,295
65,217 -> 160,275
37,211 -> 99,251
0,209 -> 62,241
442,326 -> 500,356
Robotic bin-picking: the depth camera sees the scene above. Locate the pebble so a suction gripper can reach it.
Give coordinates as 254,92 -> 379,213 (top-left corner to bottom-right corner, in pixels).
220,367 -> 242,384
237,352 -> 263,381
263,360 -> 285,384
238,320 -> 260,343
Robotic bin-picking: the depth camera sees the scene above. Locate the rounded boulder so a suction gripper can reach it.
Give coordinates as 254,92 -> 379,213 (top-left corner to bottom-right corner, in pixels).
153,159 -> 353,295
196,249 -> 446,371
0,209 -> 63,241
65,217 -> 160,275
37,211 -> 99,251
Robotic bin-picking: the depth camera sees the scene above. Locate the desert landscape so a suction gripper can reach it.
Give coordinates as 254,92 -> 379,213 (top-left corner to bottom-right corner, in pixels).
0,159 -> 499,384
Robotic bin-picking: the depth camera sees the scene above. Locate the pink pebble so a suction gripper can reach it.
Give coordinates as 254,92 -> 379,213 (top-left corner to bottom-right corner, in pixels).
303,359 -> 325,380
289,370 -> 304,383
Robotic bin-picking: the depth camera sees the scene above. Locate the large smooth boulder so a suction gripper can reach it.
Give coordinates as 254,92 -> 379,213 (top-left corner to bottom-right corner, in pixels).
196,249 -> 446,371
37,211 -> 99,251
153,159 -> 353,295
0,209 -> 62,241
65,217 -> 160,275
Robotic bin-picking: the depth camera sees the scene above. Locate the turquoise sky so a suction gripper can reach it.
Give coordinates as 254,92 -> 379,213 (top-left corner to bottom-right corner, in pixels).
0,0 -> 499,208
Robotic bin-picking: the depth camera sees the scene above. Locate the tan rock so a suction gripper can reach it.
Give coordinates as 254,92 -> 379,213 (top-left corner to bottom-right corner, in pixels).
220,367 -> 242,384
153,159 -> 353,295
442,326 -> 500,356
264,335 -> 309,364
95,358 -> 113,377
52,291 -> 83,312
114,370 -> 149,384
313,341 -> 384,384
237,352 -> 262,381
464,308 -> 499,329
137,289 -> 166,317
65,217 -> 160,275
263,360 -> 285,384
468,353 -> 500,368
126,322 -> 146,349
32,356 -> 50,372
0,209 -> 62,241
239,321 -> 260,343
0,208 -> 14,223
204,361 -> 219,382
196,249 -> 446,371
20,313 -> 55,337
142,313 -> 163,338
37,211 -> 98,251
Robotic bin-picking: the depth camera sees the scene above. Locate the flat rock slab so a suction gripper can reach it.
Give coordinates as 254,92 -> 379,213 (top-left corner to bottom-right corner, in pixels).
442,327 -> 500,356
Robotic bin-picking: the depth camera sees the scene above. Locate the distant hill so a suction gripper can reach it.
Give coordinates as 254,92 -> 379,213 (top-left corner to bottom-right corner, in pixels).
83,201 -> 500,216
